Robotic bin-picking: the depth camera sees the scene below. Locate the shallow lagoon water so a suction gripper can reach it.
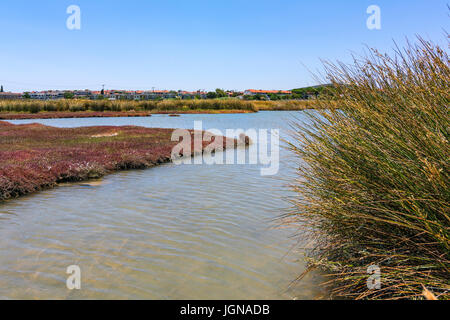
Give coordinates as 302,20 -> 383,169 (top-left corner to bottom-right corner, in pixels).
0,111 -> 325,299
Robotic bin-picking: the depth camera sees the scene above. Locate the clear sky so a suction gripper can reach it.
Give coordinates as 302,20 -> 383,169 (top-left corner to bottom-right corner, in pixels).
0,0 -> 448,92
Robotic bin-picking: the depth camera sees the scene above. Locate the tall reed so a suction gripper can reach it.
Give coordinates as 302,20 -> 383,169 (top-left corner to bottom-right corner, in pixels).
287,37 -> 449,299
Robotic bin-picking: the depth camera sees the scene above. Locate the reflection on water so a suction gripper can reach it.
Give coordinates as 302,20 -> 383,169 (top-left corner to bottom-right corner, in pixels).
1,111 -> 325,299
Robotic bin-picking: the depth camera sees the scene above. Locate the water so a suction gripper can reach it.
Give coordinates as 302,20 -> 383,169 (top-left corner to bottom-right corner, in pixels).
0,111 -> 325,299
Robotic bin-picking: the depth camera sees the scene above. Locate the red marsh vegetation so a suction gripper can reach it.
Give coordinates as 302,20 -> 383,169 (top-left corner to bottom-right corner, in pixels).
0,121 -> 240,201
0,111 -> 153,120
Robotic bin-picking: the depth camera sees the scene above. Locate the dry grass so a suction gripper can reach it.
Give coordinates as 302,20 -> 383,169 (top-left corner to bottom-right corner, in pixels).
287,37 -> 449,299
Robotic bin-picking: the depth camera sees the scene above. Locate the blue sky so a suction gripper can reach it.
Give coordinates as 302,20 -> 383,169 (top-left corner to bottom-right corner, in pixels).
0,0 -> 448,92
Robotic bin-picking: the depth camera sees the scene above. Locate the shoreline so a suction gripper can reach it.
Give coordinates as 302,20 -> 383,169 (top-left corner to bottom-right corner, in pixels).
0,121 -> 246,202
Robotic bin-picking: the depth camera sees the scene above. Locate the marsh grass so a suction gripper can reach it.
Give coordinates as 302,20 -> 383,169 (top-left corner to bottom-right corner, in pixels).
0,98 -> 322,116
287,37 -> 449,299
252,100 -> 319,111
0,98 -> 257,114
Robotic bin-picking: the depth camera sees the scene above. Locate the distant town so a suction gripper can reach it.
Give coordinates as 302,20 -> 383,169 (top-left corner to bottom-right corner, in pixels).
0,85 -> 327,101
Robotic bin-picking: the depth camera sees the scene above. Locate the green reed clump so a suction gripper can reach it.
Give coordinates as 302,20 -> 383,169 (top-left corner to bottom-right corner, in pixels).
287,37 -> 449,299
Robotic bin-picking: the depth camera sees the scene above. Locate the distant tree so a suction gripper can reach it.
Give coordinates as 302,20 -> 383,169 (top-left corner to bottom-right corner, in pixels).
0,85 -> 3,92
64,92 -> 74,99
23,92 -> 31,99
206,91 -> 218,99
